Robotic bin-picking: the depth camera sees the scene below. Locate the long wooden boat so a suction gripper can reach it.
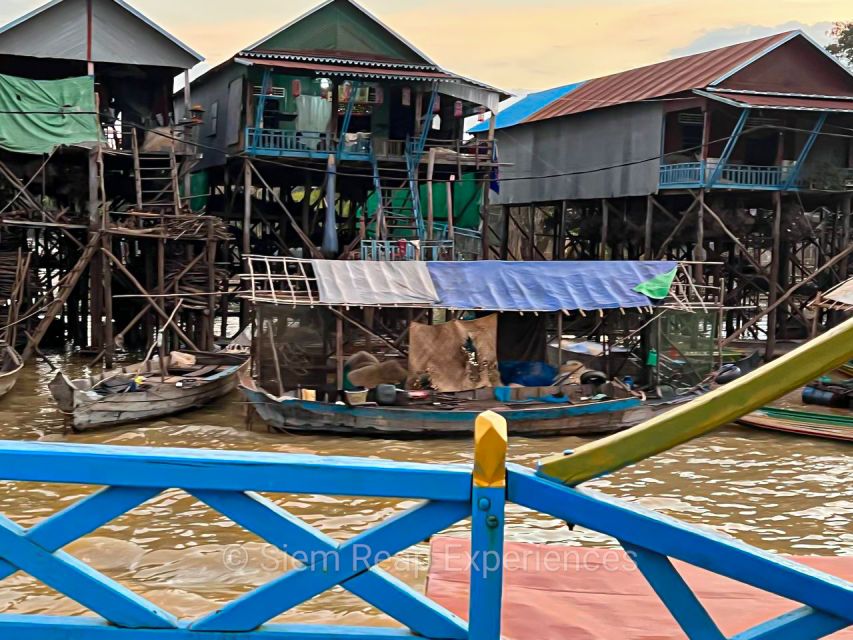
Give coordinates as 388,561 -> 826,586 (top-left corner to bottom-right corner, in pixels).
240,374 -> 702,438
738,407 -> 852,442
50,349 -> 249,432
0,345 -> 23,399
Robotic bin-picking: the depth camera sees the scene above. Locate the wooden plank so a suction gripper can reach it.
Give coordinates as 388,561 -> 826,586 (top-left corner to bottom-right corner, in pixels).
0,441 -> 472,500
538,317 -> 853,486
192,499 -> 470,632
191,490 -> 467,639
509,466 -> 853,623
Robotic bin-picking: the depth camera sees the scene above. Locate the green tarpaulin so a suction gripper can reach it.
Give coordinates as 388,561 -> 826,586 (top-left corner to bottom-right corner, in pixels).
0,74 -> 99,154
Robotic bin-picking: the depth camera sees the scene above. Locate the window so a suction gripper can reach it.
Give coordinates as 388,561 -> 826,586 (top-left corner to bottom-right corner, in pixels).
206,101 -> 219,137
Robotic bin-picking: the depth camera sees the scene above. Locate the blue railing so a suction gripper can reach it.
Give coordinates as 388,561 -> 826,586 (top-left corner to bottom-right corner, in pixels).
659,162 -> 706,188
658,161 -> 825,190
246,128 -> 372,161
0,414 -> 849,639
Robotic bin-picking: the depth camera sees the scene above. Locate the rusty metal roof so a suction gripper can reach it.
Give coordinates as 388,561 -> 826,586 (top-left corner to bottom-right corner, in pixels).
235,57 -> 458,82
527,31 -> 796,122
700,90 -> 853,113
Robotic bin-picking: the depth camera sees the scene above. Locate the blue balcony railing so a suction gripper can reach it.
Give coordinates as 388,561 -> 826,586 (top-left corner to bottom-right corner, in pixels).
655,161 -> 844,191
245,128 -> 372,160
659,162 -> 705,188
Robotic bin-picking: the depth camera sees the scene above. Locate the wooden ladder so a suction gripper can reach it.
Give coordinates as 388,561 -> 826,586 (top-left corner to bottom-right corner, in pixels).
22,232 -> 102,361
132,130 -> 182,215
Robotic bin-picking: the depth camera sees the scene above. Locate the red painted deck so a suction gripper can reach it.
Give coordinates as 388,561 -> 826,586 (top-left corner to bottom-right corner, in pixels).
427,537 -> 853,639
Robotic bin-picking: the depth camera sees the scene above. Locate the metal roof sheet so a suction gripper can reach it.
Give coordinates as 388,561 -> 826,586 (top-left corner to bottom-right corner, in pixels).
526,31 -> 796,123
235,57 -> 456,82
699,90 -> 853,113
0,0 -> 202,66
468,82 -> 584,134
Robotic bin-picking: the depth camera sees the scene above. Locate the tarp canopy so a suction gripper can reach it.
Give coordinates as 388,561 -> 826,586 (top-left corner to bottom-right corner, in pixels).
312,260 -> 438,307
0,74 -> 99,154
307,260 -> 677,311
427,261 -> 677,312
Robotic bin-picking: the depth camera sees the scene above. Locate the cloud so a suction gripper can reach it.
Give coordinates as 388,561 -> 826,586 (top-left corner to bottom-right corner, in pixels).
669,21 -> 834,58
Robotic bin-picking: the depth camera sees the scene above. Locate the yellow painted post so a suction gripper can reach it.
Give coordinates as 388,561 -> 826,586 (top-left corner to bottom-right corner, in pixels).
539,317 -> 853,487
474,411 -> 508,488
470,411 -> 507,639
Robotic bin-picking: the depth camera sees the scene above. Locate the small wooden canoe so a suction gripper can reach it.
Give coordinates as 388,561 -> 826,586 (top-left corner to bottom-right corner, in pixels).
738,407 -> 852,442
50,350 -> 249,432
0,345 -> 23,399
240,374 -> 701,438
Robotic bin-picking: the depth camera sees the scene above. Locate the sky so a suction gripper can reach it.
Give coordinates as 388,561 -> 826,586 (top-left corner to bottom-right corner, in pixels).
0,0 -> 848,96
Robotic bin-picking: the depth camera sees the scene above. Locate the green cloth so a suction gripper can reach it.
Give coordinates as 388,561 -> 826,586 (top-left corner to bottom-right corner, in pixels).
633,267 -> 678,300
0,74 -> 99,154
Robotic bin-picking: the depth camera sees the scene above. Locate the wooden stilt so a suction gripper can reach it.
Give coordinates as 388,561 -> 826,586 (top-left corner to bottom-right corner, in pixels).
599,199 -> 609,260
766,192 -> 783,360
644,195 -> 654,259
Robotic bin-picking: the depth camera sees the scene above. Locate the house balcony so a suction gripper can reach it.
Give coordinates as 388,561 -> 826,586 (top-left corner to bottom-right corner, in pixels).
659,161 -> 853,191
245,128 -> 373,161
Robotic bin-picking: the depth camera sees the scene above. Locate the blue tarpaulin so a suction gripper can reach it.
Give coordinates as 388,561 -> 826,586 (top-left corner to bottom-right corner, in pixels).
426,261 -> 677,312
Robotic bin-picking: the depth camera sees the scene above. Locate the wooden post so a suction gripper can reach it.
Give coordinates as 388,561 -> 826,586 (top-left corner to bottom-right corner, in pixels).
481,177 -> 491,260
157,237 -> 166,350
426,148 -> 436,240
469,411 -> 507,640
302,174 -> 312,235
644,196 -> 654,259
501,205 -> 510,260
242,160 -> 252,326
766,192 -> 783,361
243,159 -> 252,258
336,314 -> 344,394
694,190 -> 706,284
841,194 -> 852,281
183,69 -> 192,202
600,199 -> 609,260
206,219 -> 217,350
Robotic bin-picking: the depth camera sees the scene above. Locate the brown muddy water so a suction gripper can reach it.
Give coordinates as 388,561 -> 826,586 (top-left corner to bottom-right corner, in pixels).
0,355 -> 850,625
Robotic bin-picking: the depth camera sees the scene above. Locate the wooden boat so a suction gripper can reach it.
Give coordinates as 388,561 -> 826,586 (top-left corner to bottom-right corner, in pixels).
50,349 -> 249,432
240,373 -> 702,438
0,345 -> 23,399
738,407 -> 852,442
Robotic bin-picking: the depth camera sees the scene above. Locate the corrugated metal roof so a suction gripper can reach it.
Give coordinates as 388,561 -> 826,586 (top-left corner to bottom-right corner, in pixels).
700,90 -> 853,113
468,82 -> 584,133
241,49 -> 438,70
527,31 -> 796,123
235,57 -> 456,82
0,0 -> 202,66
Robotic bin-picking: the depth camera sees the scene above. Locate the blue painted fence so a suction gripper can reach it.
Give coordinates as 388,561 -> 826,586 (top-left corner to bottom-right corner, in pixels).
0,438 -> 849,639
